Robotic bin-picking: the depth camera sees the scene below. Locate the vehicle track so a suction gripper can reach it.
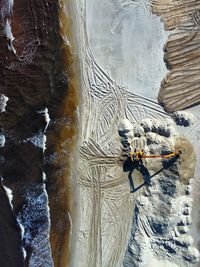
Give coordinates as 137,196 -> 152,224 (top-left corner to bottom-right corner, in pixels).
72,1 -> 200,267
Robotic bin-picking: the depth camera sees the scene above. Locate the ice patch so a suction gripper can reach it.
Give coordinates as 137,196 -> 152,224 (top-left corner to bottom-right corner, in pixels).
24,132 -> 46,150
0,94 -> 9,112
23,126 -> 47,152
1,177 -> 13,209
29,107 -> 50,152
17,221 -> 27,259
43,183 -> 51,224
44,107 -> 50,132
1,176 -> 27,259
4,19 -> 15,49
38,107 -> 51,132
0,134 -> 5,147
17,182 -> 54,266
3,184 -> 13,209
1,0 -> 16,53
43,134 -> 47,152
42,172 -> 47,182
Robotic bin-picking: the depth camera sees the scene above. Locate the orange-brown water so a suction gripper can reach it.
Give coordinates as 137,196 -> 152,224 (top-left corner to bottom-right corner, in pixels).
46,1 -> 80,265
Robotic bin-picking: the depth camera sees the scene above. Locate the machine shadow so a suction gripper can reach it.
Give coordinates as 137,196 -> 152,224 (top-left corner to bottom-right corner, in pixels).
123,154 -> 180,193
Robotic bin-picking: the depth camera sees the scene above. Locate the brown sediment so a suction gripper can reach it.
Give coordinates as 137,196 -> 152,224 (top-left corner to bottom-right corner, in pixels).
0,0 -> 79,266
175,137 -> 195,185
45,1 -> 79,266
151,1 -> 200,113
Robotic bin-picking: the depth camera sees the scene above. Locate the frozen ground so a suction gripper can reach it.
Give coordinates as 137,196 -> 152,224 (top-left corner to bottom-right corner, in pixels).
69,0 -> 200,267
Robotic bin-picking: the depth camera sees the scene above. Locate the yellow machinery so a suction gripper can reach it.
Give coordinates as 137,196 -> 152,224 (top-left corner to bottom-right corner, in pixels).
129,150 -> 181,162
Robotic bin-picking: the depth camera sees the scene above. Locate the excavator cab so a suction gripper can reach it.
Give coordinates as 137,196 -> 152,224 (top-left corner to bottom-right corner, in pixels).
129,149 -> 144,162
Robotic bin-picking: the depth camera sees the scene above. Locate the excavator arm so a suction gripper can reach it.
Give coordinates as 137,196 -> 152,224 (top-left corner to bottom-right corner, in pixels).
142,152 -> 178,159
129,151 -> 180,161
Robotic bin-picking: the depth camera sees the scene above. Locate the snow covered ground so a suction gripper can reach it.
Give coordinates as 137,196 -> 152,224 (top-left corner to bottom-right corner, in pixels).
67,0 -> 200,266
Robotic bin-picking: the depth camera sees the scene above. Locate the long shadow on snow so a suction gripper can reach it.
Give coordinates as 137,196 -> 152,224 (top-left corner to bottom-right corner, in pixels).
123,155 -> 180,193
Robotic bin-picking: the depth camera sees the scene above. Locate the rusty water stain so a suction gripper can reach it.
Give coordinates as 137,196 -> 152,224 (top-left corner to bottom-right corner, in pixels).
45,1 -> 80,267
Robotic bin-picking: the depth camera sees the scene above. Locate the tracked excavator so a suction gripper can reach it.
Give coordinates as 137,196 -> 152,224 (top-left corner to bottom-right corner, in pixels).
126,149 -> 182,192
129,149 -> 182,162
